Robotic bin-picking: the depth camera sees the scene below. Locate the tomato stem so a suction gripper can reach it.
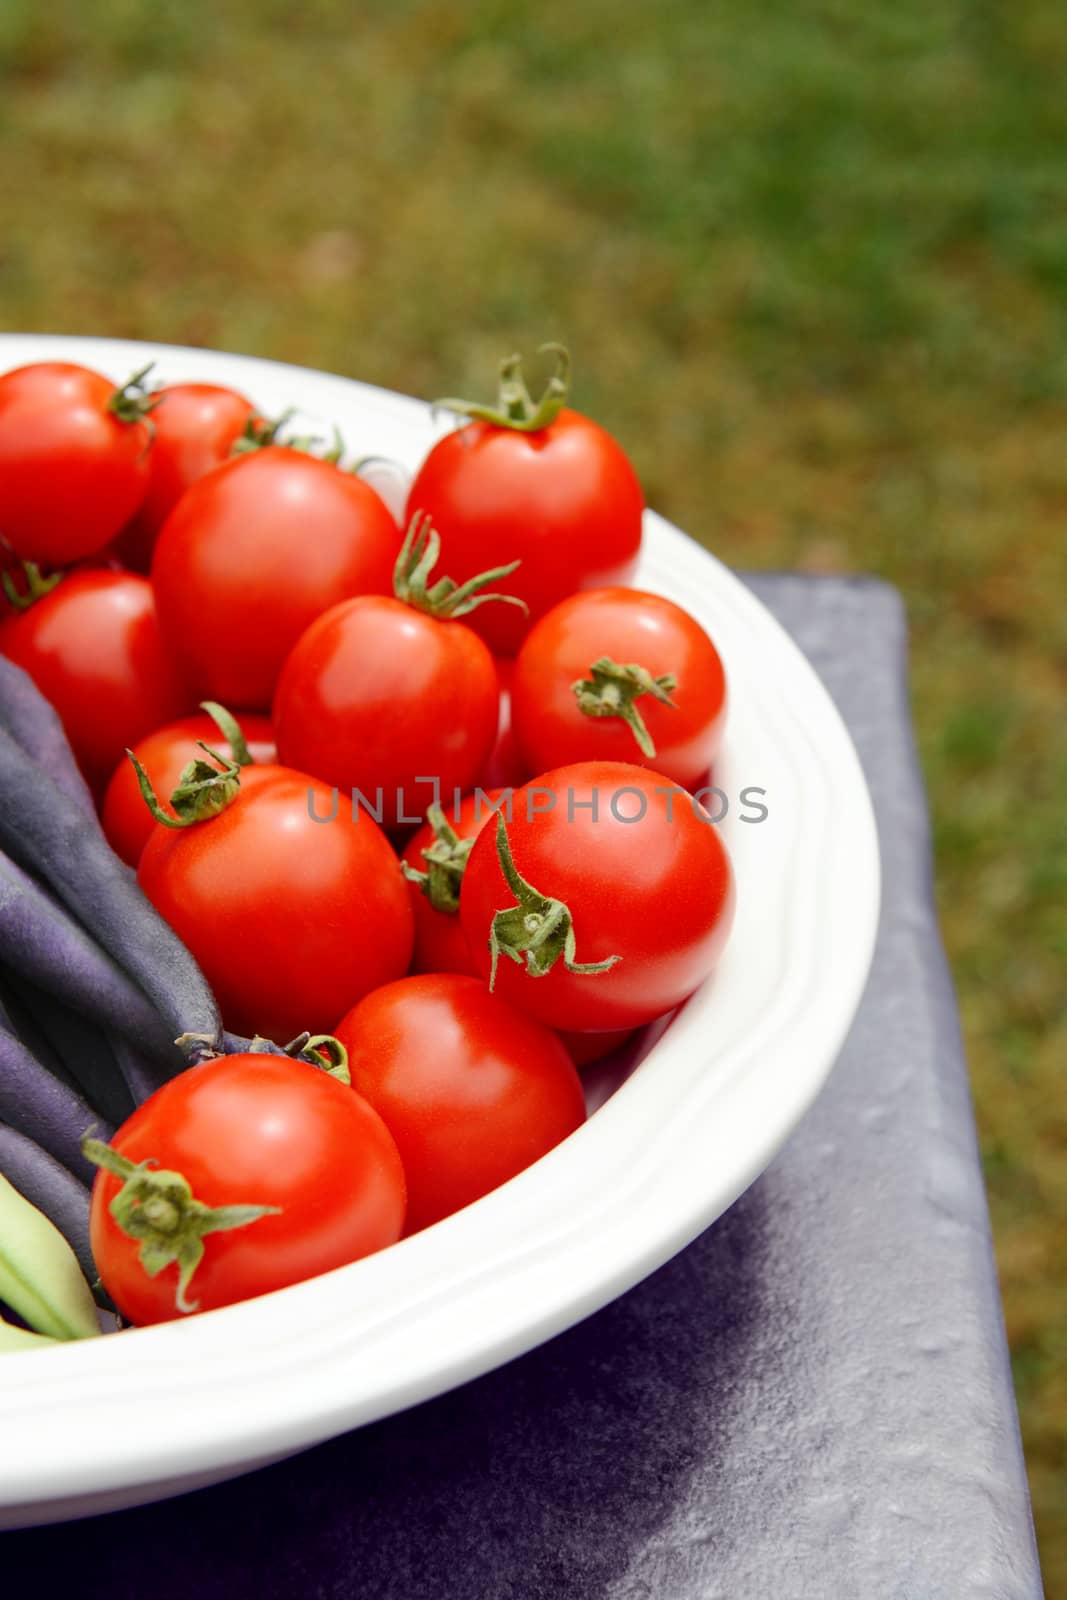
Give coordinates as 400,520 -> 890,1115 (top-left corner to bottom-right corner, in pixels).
81,1132 -> 280,1315
229,407 -> 296,455
107,363 -> 162,448
283,423 -> 346,465
435,343 -> 571,433
1,561 -> 64,612
572,657 -> 678,759
128,741 -> 243,829
300,1034 -> 351,1086
177,1028 -> 351,1083
230,411 -> 354,466
486,815 -> 621,987
399,801 -> 474,914
394,512 -> 528,620
199,702 -> 254,768
175,1032 -> 224,1067
350,452 -> 405,480
324,426 -> 345,466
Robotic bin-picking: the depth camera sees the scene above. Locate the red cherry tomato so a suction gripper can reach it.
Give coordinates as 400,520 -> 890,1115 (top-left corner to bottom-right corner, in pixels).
0,363 -> 153,564
406,350 -> 642,656
460,761 -> 734,1031
334,974 -> 585,1234
0,570 -> 193,797
88,1052 -> 406,1325
137,766 -> 414,1041
274,598 -> 500,831
400,788 -> 507,976
116,383 -> 255,572
511,588 -> 727,789
101,711 -> 276,867
151,447 -> 399,708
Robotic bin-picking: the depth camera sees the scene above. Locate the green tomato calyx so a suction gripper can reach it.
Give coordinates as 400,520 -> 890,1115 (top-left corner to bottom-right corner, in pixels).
282,1032 -> 351,1086
399,802 -> 474,914
0,560 -> 64,612
230,411 -> 353,466
486,814 -> 621,987
175,1031 -> 351,1085
107,363 -> 162,435
229,407 -> 296,455
128,704 -> 255,829
435,343 -> 571,433
283,423 -> 347,464
198,701 -> 254,768
394,511 -> 528,621
81,1133 -> 280,1315
572,657 -> 678,759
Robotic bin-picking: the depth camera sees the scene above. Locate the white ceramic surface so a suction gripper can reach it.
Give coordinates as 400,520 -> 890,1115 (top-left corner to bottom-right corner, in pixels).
0,335 -> 880,1526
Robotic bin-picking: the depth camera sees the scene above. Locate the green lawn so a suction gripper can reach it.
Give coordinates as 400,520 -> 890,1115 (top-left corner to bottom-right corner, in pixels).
3,0 -> 1065,1579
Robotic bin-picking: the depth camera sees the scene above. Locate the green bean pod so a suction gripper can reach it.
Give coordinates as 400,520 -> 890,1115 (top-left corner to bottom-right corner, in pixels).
0,1168 -> 100,1343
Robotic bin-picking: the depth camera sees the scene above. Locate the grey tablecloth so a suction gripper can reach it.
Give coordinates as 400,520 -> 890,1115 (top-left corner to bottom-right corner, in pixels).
4,576 -> 1045,1598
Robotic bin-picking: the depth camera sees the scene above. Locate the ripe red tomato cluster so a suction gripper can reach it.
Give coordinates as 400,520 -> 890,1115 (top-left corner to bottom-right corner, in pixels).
1,347 -> 735,1326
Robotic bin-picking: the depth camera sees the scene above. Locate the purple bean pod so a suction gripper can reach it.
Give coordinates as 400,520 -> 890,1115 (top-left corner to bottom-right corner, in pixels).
0,657 -> 97,818
0,1030 -> 109,1184
9,984 -> 135,1126
0,725 -> 223,1049
0,969 -> 83,1094
0,850 -> 178,1066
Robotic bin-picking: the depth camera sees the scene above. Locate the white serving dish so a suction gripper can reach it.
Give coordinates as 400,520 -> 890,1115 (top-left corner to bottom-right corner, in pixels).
0,335 -> 880,1526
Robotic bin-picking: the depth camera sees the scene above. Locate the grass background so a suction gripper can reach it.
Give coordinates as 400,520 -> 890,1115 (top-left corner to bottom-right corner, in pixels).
2,0 -> 1064,1581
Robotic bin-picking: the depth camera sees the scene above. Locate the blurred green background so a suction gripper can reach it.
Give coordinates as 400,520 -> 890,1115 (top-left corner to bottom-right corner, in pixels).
2,0 -> 1064,1580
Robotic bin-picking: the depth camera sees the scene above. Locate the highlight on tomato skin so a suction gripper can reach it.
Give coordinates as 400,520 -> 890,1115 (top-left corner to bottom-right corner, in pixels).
334,973 -> 587,1236
86,1052 -> 407,1327
459,760 -> 735,1034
